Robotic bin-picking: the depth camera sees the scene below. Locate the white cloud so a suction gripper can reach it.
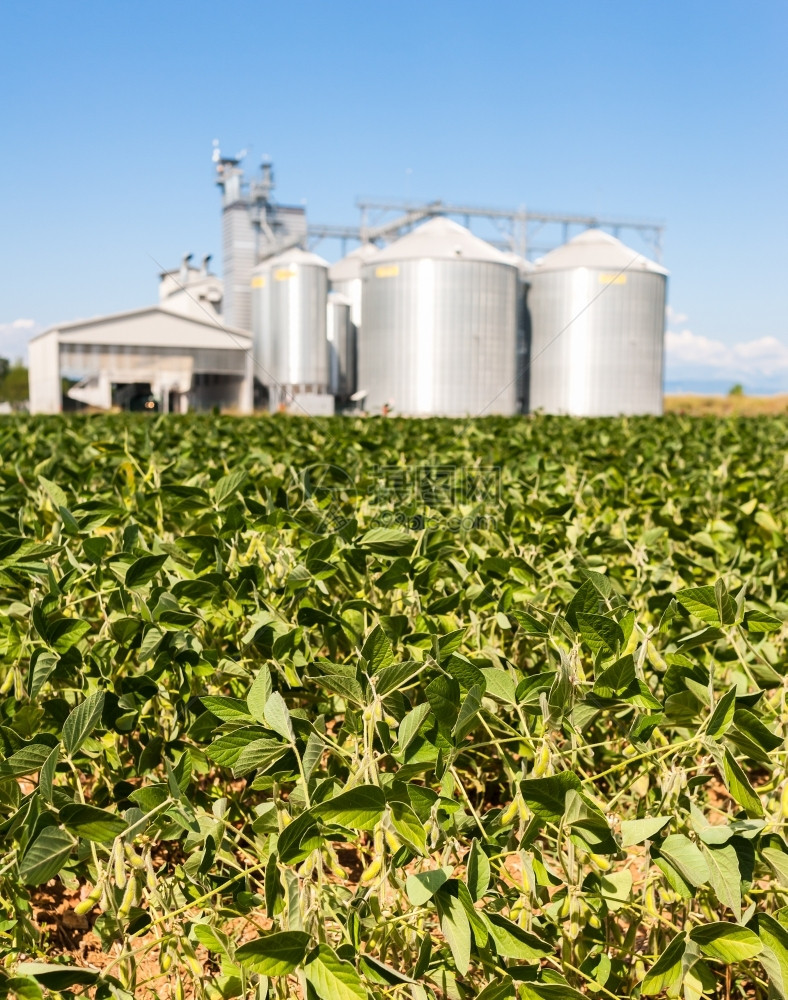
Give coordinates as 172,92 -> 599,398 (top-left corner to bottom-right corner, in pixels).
664,310 -> 788,383
665,304 -> 688,325
0,319 -> 39,364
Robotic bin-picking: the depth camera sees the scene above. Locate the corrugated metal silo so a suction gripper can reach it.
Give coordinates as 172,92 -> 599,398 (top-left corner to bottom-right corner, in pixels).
326,291 -> 354,400
501,252 -> 535,414
359,218 -> 518,416
250,262 -> 272,387
328,243 -> 378,329
251,247 -> 329,405
528,229 -> 667,416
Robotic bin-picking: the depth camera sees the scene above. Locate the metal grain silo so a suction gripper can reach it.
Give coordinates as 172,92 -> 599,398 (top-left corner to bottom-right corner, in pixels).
359,218 -> 518,416
326,291 -> 354,400
250,262 -> 272,388
328,243 -> 378,329
528,229 -> 667,416
253,247 -> 329,407
501,252 -> 535,414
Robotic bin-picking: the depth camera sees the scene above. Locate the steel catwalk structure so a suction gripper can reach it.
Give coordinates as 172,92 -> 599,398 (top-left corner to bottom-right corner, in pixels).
309,199 -> 665,263
359,218 -> 518,417
251,247 -> 329,404
527,229 -> 668,416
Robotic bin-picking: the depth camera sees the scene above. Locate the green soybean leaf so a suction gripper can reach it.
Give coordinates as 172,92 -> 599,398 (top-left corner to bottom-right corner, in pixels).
619,815 -> 670,847
125,553 -> 168,589
640,932 -> 687,995
361,624 -> 394,673
277,810 -> 320,864
466,838 -> 490,902
758,913 -> 788,999
677,583 -> 736,626
39,745 -> 59,803
436,882 -> 472,975
192,923 -> 234,961
38,476 -> 69,509
452,683 -> 484,742
521,772 -> 581,822
14,964 -> 100,990
521,987 -> 586,1000
27,651 -> 58,698
509,609 -> 549,635
485,913 -> 552,960
59,803 -> 128,844
702,843 -> 742,920
722,749 -> 764,817
0,744 -> 53,778
312,785 -> 386,830
406,867 -> 451,905
47,618 -> 91,652
304,943 -> 367,1000
213,469 -> 247,504
743,609 -> 783,633
389,799 -> 428,855
656,834 -> 709,887
397,703 -> 432,754
63,691 -> 105,757
689,922 -> 762,962
264,691 -> 295,743
576,613 -> 624,657
236,930 -> 311,976
19,827 -> 74,885
247,665 -> 273,720
706,686 -> 737,739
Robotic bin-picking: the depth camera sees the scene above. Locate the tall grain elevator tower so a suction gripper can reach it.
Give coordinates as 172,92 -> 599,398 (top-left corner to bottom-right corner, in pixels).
213,143 -> 307,331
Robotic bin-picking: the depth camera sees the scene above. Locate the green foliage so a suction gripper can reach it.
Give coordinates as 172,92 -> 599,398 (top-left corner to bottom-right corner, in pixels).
0,412 -> 786,1000
0,362 -> 28,404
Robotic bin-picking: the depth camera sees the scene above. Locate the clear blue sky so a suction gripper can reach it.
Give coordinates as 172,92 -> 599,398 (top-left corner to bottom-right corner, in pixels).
1,0 -> 786,389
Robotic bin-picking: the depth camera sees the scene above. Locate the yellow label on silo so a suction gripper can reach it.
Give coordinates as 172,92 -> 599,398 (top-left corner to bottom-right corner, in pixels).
251,276 -> 266,288
375,264 -> 400,278
274,268 -> 296,281
599,273 -> 627,285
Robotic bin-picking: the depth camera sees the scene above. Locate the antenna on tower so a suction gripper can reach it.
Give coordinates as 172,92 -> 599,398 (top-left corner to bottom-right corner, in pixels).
211,139 -> 221,163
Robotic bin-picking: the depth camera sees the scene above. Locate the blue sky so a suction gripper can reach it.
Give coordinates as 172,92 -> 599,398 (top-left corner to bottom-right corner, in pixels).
1,0 -> 786,390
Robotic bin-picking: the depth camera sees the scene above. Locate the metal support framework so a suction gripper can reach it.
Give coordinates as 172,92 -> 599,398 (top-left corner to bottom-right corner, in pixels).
307,198 -> 665,262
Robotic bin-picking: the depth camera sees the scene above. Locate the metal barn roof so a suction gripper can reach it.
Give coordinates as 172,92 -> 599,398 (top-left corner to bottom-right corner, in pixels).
373,217 -> 514,265
30,307 -> 251,351
534,229 -> 668,275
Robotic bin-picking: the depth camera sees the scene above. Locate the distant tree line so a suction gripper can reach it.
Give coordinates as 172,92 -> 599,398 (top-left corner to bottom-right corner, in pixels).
0,358 -> 29,404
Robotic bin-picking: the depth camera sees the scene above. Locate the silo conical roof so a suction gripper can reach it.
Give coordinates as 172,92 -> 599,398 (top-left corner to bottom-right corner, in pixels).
535,228 -> 667,275
500,251 -> 536,277
373,217 -> 514,265
329,243 -> 379,281
261,246 -> 329,270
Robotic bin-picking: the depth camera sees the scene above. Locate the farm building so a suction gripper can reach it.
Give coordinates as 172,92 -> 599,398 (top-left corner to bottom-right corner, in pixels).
28,257 -> 254,415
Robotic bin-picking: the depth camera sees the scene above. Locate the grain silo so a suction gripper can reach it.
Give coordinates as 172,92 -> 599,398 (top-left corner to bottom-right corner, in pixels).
528,229 -> 667,416
326,291 -> 354,401
501,252 -> 535,414
251,247 -> 332,412
250,263 -> 272,388
359,217 -> 518,416
328,243 -> 378,329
